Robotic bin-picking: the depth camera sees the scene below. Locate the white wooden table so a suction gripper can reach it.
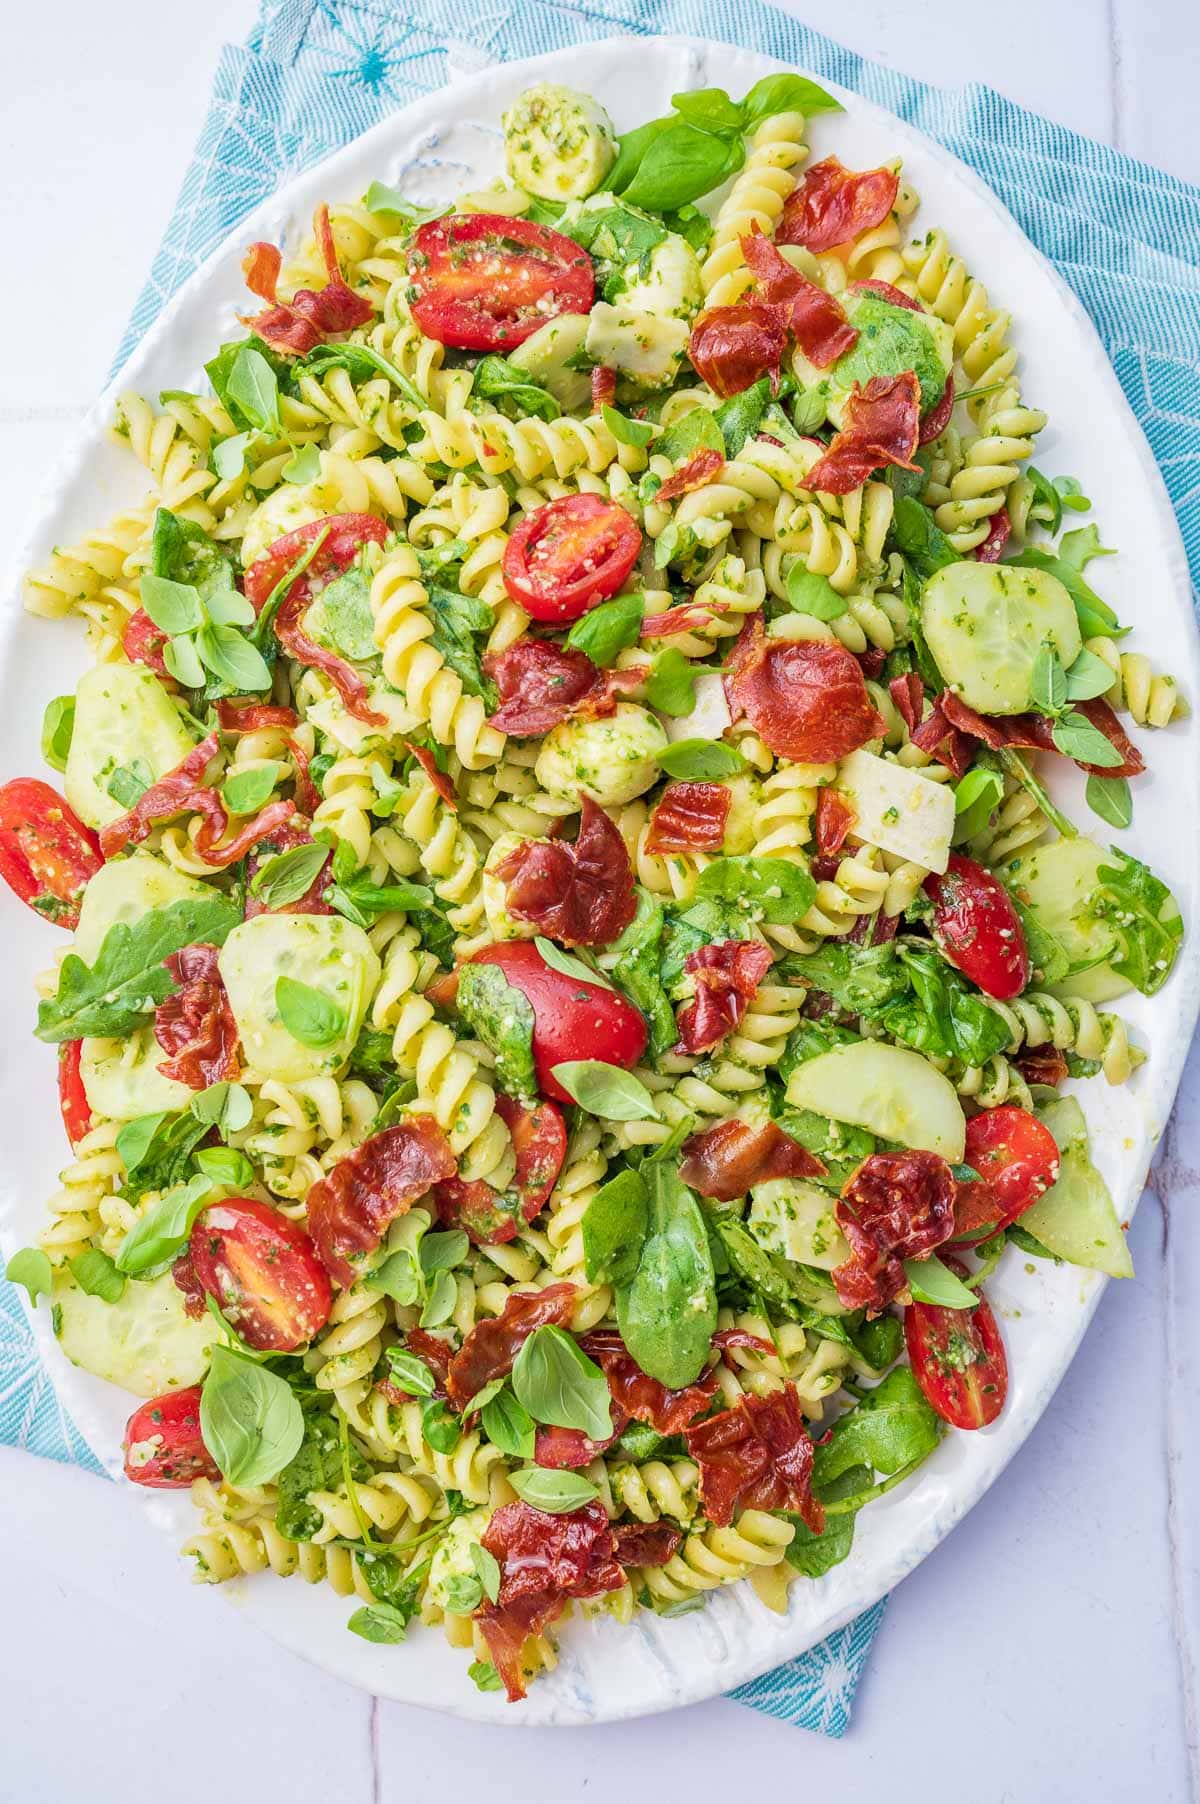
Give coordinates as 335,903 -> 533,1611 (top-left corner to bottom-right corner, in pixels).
2,3 -> 1197,1799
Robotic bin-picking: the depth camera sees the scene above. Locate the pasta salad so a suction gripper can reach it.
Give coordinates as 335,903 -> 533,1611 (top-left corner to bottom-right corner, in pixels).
3,70 -> 1187,1703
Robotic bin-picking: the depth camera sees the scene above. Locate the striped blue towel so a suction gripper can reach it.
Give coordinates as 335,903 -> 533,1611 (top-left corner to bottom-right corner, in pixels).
6,0 -> 1200,1738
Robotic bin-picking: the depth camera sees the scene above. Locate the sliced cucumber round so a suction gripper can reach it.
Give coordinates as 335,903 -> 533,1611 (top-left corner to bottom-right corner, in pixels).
922,562 -> 1081,716
999,836 -> 1129,1002
784,1040 -> 966,1162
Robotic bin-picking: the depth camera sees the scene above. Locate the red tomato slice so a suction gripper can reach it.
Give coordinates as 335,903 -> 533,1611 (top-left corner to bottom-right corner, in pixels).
468,941 -> 647,1104
0,779 -> 103,929
123,1386 -> 220,1488
502,495 -> 642,624
188,1197 -> 332,1351
963,1106 -> 1060,1229
58,1041 -> 92,1147
905,1263 -> 1008,1430
409,214 -> 594,352
436,1096 -> 567,1245
924,853 -> 1030,1000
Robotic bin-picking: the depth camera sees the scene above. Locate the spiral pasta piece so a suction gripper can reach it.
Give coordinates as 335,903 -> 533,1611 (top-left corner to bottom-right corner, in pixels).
701,111 -> 809,305
635,1510 -> 795,1604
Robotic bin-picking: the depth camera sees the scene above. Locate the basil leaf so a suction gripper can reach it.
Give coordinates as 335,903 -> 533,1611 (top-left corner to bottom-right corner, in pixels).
952,765 -> 1004,842
419,1268 -> 457,1329
605,116 -> 675,197
813,1368 -> 941,1488
191,1080 -> 252,1134
442,1572 -> 483,1615
617,1162 -> 716,1390
68,1248 -> 126,1303
196,622 -> 272,694
275,976 -> 346,1050
213,432 -> 252,481
695,853 -> 815,924
533,937 -> 615,991
421,1397 -> 461,1452
225,346 -> 281,435
329,874 -> 435,928
713,377 -> 771,458
512,1325 -> 613,1441
140,574 -> 205,636
601,404 -> 655,449
348,1603 -> 412,1644
368,1248 -> 422,1307
1030,645 -> 1066,714
116,1174 -> 213,1277
5,1247 -> 52,1307
507,1466 -> 600,1512
655,406 -> 724,466
363,182 -> 444,222
250,842 -> 328,908
164,634 -> 207,688
657,739 -> 746,780
742,72 -> 842,123
1085,774 -> 1132,829
41,695 -> 75,771
472,355 -> 560,423
904,1253 -> 978,1309
1064,647 -> 1118,702
222,764 -> 279,816
550,1061 -> 660,1122
455,962 -> 537,1102
481,1384 -> 537,1459
1050,711 -> 1124,768
671,86 -> 745,133
891,497 -> 961,576
581,1169 -> 649,1286
384,1349 -> 436,1397
36,897 -> 240,1043
471,1542 -> 501,1605
194,1146 -> 256,1189
282,443 -> 322,485
645,648 -> 696,716
419,1229 -> 469,1276
786,564 -> 847,620
623,121 -> 744,212
206,589 -> 256,629
565,593 -> 645,666
468,1660 -> 504,1691
201,1344 -> 303,1485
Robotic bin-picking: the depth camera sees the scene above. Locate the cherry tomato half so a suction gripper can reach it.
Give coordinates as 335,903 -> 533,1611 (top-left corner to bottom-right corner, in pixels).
436,1095 -> 567,1245
408,213 -> 594,352
58,1041 -> 92,1147
963,1105 -> 1060,1230
122,607 -> 170,677
188,1197 -> 332,1351
905,1262 -> 1008,1430
468,941 -> 647,1104
123,1386 -> 220,1488
924,853 -> 1029,1001
0,778 -> 103,929
502,495 -> 642,624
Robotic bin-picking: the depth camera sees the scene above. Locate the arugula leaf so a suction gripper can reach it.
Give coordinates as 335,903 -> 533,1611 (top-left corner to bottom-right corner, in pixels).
616,1163 -> 716,1389
1023,465 -> 1064,536
290,340 -> 426,413
426,586 -> 495,704
472,355 -> 560,422
456,962 -> 537,1101
606,888 -> 676,1058
784,1466 -> 868,1577
1092,849 -> 1182,995
36,897 -> 240,1043
812,1367 -> 941,1488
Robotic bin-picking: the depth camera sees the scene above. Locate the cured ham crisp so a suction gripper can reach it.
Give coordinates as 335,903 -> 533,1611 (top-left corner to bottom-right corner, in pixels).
239,204 -> 373,355
803,372 -> 922,493
307,1119 -> 456,1286
485,640 -> 644,736
778,156 -> 900,254
680,1117 -> 826,1202
685,1387 -> 823,1531
675,938 -> 774,1054
834,1151 -> 958,1313
725,616 -> 887,762
644,781 -> 731,855
154,944 -> 239,1088
496,795 -> 635,944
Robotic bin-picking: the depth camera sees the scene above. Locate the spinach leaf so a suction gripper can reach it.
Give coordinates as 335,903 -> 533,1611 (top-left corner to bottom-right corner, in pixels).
694,854 -> 816,924
601,404 -> 656,449
878,943 -> 1012,1068
659,896 -> 753,990
427,586 -> 496,704
617,1163 -> 717,1388
606,888 -> 676,1059
455,962 -> 537,1101
715,1218 -> 849,1327
784,1466 -> 868,1577
116,1106 -> 210,1203
812,1367 -> 941,1489
713,377 -> 771,457
276,1396 -> 371,1541
472,355 -> 560,422
1092,849 -> 1182,995
581,1168 -> 649,1286
834,290 -> 948,411
512,1326 -> 613,1441
655,406 -> 725,466
36,897 -> 240,1043
784,942 -> 909,1014
891,497 -> 961,576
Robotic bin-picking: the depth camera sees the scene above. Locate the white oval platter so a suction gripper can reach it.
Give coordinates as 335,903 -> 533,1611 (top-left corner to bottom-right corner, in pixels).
1,33 -> 1197,1726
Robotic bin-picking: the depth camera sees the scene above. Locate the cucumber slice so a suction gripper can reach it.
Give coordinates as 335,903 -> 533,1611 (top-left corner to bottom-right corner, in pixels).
218,913 -> 380,1082
785,1041 -> 966,1162
508,314 -> 592,412
1021,1096 -> 1132,1278
80,1026 -> 193,1121
749,1177 -> 849,1271
74,852 -> 212,964
54,1270 -> 214,1397
999,836 -> 1129,1002
922,562 -> 1081,716
65,664 -> 195,830
503,83 -> 616,201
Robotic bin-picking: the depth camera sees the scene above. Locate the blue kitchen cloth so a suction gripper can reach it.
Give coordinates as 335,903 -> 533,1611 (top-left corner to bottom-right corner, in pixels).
5,0 -> 1200,1738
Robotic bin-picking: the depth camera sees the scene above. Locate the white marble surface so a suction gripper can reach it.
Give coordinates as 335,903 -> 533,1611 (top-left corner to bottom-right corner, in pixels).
1,2 -> 1197,1798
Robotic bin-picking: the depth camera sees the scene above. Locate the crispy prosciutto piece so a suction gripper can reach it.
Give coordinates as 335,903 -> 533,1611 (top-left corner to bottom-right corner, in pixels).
154,944 -> 240,1089
122,609 -> 170,677
445,1282 -> 577,1409
938,691 -> 1145,778
484,639 -> 645,737
889,672 -> 925,736
675,938 -> 774,1055
679,1116 -> 826,1203
833,1150 -> 957,1314
286,734 -> 322,818
741,230 -> 858,368
533,1416 -> 627,1469
215,701 -> 300,732
610,1522 -> 683,1569
653,449 -> 726,503
645,781 -> 731,855
712,1326 -> 779,1358
849,277 -> 922,314
919,373 -> 957,446
244,823 -> 332,917
307,1118 -> 456,1286
684,1386 -> 823,1531
404,741 -> 457,809
725,615 -> 886,762
640,599 -> 733,638
578,1329 -> 719,1434
1016,1045 -> 1070,1088
239,205 -> 374,356
778,156 -> 900,255
688,301 -> 790,399
910,702 -> 975,779
804,373 -> 922,494
495,795 -> 635,946
99,733 -> 220,858
591,365 -> 617,411
814,786 -> 856,857
974,507 -> 1011,563
477,1501 -> 626,1701
189,793 -> 297,869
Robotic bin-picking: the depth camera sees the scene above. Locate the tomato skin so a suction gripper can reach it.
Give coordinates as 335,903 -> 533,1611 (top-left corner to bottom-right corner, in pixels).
963,1106 -> 1060,1230
188,1197 -> 332,1351
123,1386 -> 220,1488
122,608 -> 170,676
0,779 -> 103,929
58,1041 -> 92,1147
468,941 -> 648,1104
502,495 -> 642,624
924,854 -> 1029,1001
409,214 -> 594,352
436,1097 -> 566,1245
905,1267 -> 1008,1430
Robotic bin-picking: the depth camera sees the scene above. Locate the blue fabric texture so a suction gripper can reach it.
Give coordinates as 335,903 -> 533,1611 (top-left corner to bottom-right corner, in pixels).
5,0 -> 1200,1737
